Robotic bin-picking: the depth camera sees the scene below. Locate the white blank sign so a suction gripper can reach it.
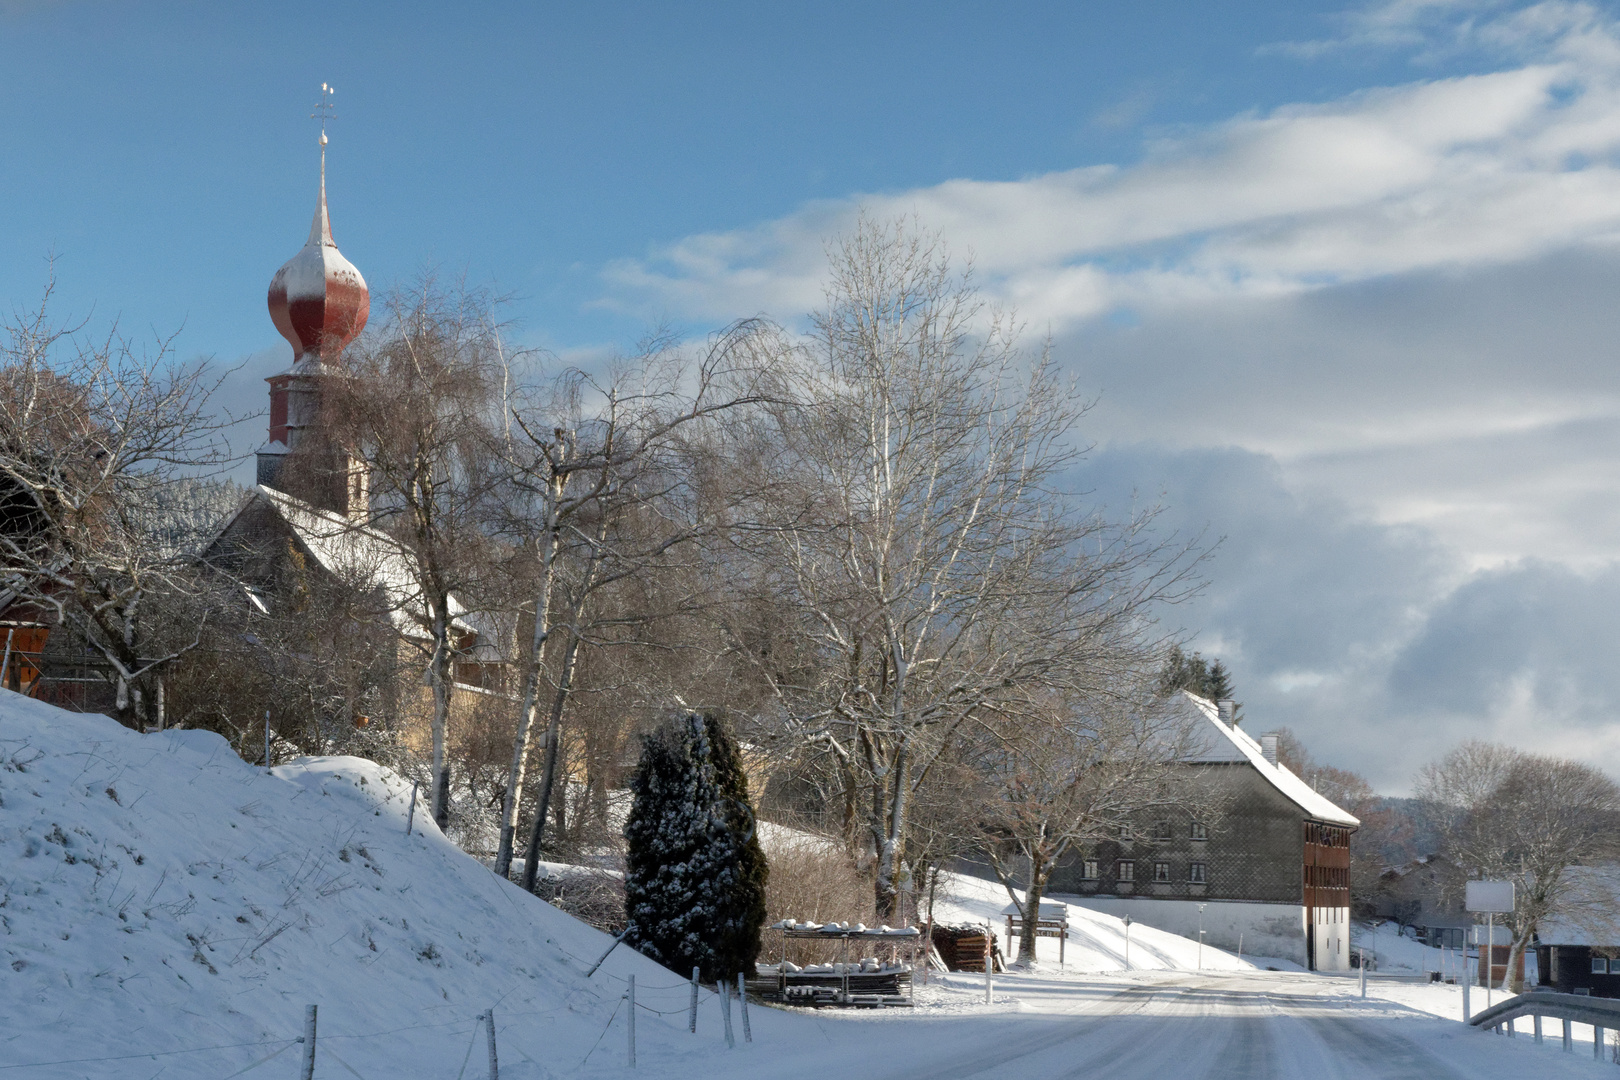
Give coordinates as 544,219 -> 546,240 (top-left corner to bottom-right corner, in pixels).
1466,880 -> 1514,913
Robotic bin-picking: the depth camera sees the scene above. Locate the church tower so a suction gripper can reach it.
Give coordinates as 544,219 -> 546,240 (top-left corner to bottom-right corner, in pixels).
256,85 -> 370,517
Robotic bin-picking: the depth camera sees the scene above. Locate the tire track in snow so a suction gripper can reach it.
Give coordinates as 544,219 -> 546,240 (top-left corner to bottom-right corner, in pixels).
1249,986 -> 1469,1080
871,978 -> 1185,1080
1191,985 -> 1280,1080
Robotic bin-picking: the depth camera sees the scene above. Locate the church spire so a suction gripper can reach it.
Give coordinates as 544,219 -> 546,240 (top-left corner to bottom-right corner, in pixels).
258,84 -> 370,518
266,83 -> 368,367
308,130 -> 333,248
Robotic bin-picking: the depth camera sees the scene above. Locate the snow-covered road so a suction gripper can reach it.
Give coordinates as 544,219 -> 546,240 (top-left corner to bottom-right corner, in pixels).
689,970 -> 1616,1080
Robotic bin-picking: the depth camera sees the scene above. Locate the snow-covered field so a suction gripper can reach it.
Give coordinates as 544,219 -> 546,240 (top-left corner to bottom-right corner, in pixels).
921,869 -> 1264,972
1351,919 -> 1539,984
1,692 -> 1612,1079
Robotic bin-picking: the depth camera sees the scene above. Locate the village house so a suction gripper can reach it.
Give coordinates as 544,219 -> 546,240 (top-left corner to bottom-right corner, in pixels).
1046,692 -> 1360,970
1535,867 -> 1620,998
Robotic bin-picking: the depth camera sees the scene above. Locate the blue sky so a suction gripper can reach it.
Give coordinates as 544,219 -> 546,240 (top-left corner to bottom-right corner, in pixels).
9,0 -> 1620,791
0,0 -> 1493,351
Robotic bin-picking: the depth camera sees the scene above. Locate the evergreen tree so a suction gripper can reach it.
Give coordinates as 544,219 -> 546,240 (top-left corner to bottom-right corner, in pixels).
1158,646 -> 1207,696
1159,646 -> 1238,706
623,713 -> 769,979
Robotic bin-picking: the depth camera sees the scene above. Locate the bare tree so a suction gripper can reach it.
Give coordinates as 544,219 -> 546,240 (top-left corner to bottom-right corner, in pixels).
493,324 -> 777,885
0,277 -> 234,728
1418,741 -> 1620,991
324,280 -> 506,829
964,684 -> 1216,965
722,216 -> 1199,918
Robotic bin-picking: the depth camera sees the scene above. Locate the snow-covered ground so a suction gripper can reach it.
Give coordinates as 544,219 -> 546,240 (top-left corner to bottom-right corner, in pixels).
921,869 -> 1265,972
1,691 -> 1610,1079
1352,919 -> 1539,984
0,694 -> 802,1078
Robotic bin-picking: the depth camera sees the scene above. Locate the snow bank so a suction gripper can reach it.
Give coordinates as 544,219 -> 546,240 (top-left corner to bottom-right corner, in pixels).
0,693 -> 794,1078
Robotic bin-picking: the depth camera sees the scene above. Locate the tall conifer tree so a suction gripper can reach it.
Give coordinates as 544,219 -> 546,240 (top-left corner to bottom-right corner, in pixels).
623,713 -> 769,979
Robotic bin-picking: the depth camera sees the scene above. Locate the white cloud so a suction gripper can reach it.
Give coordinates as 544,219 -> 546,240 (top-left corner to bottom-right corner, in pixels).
595,2 -> 1620,789
606,6 -> 1620,342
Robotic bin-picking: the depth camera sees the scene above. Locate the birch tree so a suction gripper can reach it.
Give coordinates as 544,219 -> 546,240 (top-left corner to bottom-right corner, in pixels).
325,281 -> 506,830
726,217 -> 1199,918
492,324 -> 776,885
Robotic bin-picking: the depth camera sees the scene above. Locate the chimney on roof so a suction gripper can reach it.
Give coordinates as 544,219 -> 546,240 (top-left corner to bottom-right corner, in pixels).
1217,699 -> 1237,727
1260,732 -> 1279,767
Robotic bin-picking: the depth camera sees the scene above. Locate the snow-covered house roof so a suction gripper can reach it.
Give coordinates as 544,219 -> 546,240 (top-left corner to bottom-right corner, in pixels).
1535,866 -> 1620,946
204,484 -> 472,642
1176,691 -> 1360,828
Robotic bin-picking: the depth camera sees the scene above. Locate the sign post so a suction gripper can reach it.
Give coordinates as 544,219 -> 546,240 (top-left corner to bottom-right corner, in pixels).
1123,915 -> 1132,971
1466,880 -> 1515,1015
1462,936 -> 1470,1023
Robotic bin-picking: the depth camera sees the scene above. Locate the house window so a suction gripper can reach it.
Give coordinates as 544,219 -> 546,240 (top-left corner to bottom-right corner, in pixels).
1117,860 -> 1135,882
1119,824 -> 1134,841
1081,860 -> 1099,880
1153,861 -> 1172,882
1153,821 -> 1172,841
1189,862 -> 1208,884
1594,957 -> 1610,975
1191,822 -> 1208,840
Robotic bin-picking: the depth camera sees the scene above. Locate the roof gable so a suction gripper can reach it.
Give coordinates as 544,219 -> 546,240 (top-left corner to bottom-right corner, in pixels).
1178,691 -> 1360,827
210,485 -> 470,640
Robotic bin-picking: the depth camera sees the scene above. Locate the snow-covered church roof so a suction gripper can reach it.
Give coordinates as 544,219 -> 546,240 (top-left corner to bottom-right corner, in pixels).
1177,691 -> 1360,828
206,484 -> 471,641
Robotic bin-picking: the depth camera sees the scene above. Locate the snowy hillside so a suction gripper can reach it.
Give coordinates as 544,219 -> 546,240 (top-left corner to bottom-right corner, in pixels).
0,693 -> 797,1078
1,689 -> 1359,1080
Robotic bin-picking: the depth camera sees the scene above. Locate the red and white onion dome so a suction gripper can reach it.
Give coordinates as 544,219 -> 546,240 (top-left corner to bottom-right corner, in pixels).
266,134 -> 369,363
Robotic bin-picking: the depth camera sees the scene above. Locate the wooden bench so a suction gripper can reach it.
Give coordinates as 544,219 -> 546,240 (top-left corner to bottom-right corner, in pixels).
1003,902 -> 1069,966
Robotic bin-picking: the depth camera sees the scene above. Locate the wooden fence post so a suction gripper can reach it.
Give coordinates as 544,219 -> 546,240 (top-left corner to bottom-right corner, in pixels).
737,972 -> 752,1043
486,1008 -> 499,1079
300,1005 -> 317,1080
718,980 -> 734,1048
627,975 -> 636,1068
689,967 -> 700,1033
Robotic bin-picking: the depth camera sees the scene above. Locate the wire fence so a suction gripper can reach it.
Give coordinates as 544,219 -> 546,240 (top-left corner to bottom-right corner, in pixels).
0,963 -> 760,1078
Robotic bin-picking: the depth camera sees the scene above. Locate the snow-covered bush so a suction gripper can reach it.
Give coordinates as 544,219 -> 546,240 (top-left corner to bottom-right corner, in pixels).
623,713 -> 768,979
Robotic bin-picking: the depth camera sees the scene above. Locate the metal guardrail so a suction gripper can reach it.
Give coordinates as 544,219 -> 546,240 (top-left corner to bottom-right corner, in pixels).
1468,990 -> 1620,1061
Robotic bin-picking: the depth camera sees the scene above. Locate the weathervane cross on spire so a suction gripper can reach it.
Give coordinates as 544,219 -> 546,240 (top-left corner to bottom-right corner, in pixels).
311,82 -> 337,146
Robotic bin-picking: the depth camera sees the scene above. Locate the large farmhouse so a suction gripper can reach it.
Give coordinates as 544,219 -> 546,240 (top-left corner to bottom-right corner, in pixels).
1048,692 -> 1360,970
